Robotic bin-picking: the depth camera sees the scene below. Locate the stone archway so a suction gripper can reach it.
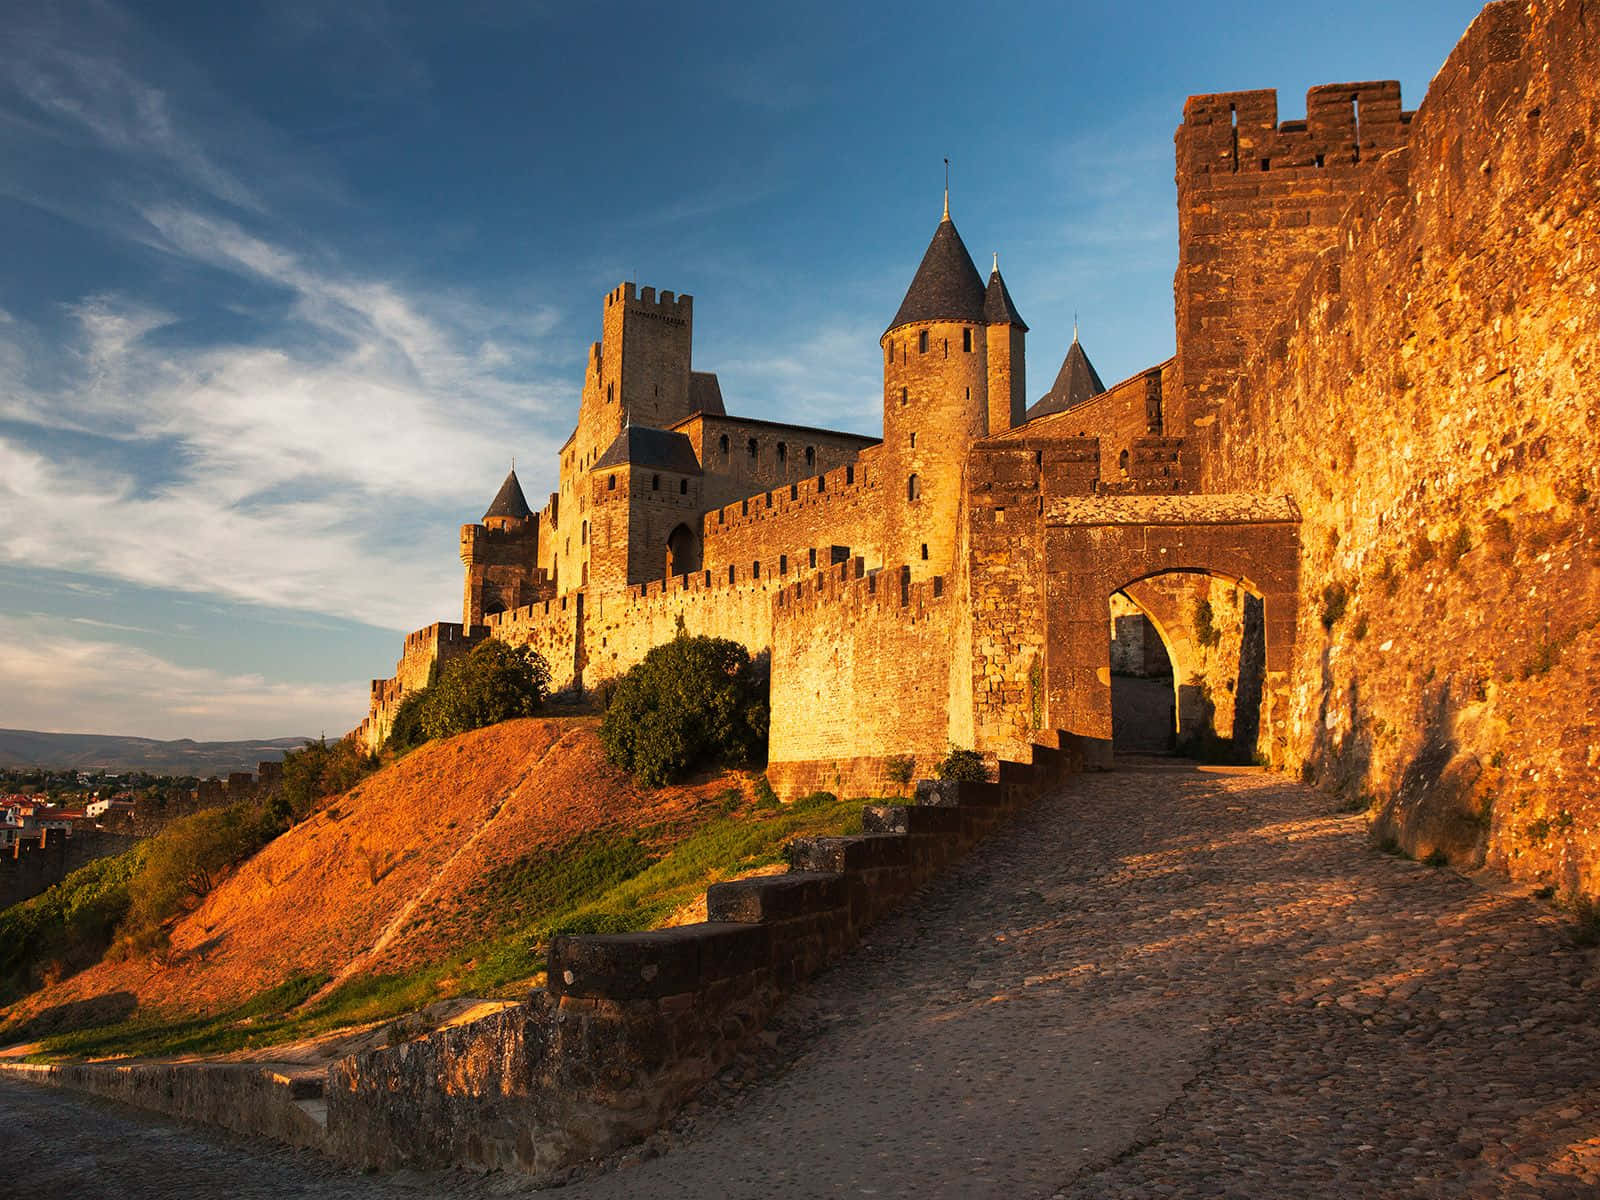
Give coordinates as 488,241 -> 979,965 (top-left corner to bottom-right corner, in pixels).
1042,495 -> 1300,767
665,523 -> 701,578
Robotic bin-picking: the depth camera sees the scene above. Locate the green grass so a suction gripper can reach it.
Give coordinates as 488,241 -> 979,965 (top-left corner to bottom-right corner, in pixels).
19,790 -> 868,1062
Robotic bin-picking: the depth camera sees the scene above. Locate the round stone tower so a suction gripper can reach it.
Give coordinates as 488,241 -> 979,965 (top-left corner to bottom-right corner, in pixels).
880,198 -> 994,581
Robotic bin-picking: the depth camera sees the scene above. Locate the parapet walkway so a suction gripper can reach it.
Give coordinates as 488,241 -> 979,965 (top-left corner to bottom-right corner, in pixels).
6,766 -> 1600,1198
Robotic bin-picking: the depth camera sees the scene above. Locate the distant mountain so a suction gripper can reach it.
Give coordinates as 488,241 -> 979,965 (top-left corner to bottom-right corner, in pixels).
0,729 -> 316,778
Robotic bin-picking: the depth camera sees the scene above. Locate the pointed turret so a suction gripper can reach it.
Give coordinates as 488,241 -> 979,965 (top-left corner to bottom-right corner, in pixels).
483,468 -> 532,522
984,253 -> 1028,434
1025,334 -> 1106,421
983,255 -> 1028,331
885,213 -> 987,335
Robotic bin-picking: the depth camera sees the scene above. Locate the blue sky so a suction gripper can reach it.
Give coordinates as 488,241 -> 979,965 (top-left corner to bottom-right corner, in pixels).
0,0 -> 1483,740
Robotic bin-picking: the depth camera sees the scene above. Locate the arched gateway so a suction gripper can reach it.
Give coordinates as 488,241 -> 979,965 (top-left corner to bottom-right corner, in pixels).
966,442 -> 1300,769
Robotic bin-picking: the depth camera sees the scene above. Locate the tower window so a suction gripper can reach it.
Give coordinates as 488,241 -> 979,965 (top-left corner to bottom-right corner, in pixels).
808,547 -> 818,569
729,564 -> 736,583
719,434 -> 729,456
886,342 -> 893,365
608,475 -> 616,491
777,441 -> 787,465
921,543 -> 929,560
780,554 -> 788,574
943,338 -> 948,358
900,387 -> 908,406
963,328 -> 972,352
748,438 -> 758,460
918,330 -> 929,354
965,386 -> 970,400
581,520 -> 588,545
907,473 -> 921,502
752,560 -> 761,578
679,478 -> 688,494
805,445 -> 815,467
652,474 -> 661,491
607,382 -> 614,403
909,431 -> 917,448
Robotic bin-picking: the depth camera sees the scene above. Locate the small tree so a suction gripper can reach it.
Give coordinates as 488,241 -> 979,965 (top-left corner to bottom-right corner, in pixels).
936,748 -> 989,782
422,641 -> 551,740
885,755 -> 915,796
600,636 -> 768,787
385,689 -> 431,754
270,736 -> 375,826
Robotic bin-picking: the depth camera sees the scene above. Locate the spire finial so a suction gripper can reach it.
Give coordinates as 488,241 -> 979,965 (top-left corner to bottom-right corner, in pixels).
1073,311 -> 1079,342
992,250 -> 999,274
511,455 -> 515,472
943,157 -> 950,220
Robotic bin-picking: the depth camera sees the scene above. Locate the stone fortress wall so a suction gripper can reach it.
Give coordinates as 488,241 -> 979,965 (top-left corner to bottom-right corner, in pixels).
1190,0 -> 1600,891
357,0 -> 1598,899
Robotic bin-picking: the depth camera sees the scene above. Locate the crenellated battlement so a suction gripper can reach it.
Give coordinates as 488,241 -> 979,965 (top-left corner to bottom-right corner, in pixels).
706,459 -> 877,536
605,281 -> 693,324
773,557 -> 951,624
1179,81 -> 1410,177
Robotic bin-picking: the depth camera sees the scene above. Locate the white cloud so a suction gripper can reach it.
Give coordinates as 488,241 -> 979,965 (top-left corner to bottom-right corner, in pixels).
0,615 -> 360,740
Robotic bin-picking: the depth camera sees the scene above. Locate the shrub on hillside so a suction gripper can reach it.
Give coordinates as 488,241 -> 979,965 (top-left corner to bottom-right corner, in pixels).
420,641 -> 551,741
117,804 -> 275,957
0,847 -> 148,1002
936,748 -> 989,782
270,736 -> 376,825
599,636 -> 769,787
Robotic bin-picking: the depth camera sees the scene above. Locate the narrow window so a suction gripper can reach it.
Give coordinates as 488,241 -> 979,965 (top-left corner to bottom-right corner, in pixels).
777,441 -> 787,465
1260,157 -> 1271,171
921,543 -> 929,561
1118,449 -> 1130,475
652,474 -> 661,491
748,438 -> 758,460
719,434 -> 729,456
808,547 -> 818,569
942,338 -> 948,358
581,520 -> 588,545
608,475 -> 616,491
963,328 -> 972,352
918,330 -> 928,354
780,554 -> 788,574
679,478 -> 688,494
752,560 -> 761,579
846,465 -> 855,485
804,445 -> 815,467
909,431 -> 917,448
964,386 -> 970,400
907,473 -> 921,502
607,382 -> 614,403
886,342 -> 893,365
728,564 -> 736,583
900,387 -> 908,406
1315,153 -> 1325,168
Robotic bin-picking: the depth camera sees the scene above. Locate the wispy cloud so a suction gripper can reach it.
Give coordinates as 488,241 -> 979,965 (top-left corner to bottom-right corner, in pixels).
0,614 -> 359,740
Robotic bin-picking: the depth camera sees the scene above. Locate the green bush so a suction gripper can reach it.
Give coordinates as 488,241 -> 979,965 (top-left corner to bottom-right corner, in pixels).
1192,597 -> 1221,649
117,804 -> 275,956
599,636 -> 769,787
421,641 -> 551,741
0,847 -> 148,1001
385,690 -> 431,754
271,737 -> 376,825
935,749 -> 989,782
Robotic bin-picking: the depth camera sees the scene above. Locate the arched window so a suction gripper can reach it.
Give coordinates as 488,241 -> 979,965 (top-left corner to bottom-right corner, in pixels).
652,474 -> 661,491
804,445 -> 815,467
679,478 -> 688,494
777,441 -> 787,465
748,438 -> 758,460
607,474 -> 616,491
719,434 -> 729,456
907,473 -> 921,502
666,523 -> 700,577
1118,449 -> 1130,476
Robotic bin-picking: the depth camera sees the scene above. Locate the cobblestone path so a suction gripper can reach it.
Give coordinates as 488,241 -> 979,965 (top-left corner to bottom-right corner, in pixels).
4,764 -> 1598,1199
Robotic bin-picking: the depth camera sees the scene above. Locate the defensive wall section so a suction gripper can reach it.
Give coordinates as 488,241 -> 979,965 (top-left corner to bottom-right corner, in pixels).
1187,0 -> 1600,891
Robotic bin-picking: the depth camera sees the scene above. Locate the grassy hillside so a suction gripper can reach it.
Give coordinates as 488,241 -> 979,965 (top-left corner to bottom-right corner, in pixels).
0,717 -> 868,1062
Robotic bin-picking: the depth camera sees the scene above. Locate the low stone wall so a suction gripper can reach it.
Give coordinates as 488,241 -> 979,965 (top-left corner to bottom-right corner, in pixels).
323,737 -> 1077,1177
0,1059 -> 326,1150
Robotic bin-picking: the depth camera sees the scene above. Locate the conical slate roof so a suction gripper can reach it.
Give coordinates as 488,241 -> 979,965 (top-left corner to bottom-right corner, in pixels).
1024,336 -> 1106,422
983,265 -> 1028,330
886,216 -> 987,335
483,468 -> 532,521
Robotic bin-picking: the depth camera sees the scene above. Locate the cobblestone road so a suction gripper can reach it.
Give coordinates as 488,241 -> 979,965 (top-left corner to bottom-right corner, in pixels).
4,764 -> 1598,1199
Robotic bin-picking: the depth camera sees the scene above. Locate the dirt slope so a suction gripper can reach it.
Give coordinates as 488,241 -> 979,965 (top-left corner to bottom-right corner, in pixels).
3,717 -> 734,1025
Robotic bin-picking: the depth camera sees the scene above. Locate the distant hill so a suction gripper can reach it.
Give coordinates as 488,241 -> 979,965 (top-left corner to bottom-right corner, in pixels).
0,729 -> 315,777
